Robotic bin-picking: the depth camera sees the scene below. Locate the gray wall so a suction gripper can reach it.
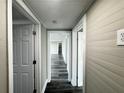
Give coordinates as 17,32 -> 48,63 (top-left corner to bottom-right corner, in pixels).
86,0 -> 124,93
41,25 -> 48,90
0,0 -> 8,93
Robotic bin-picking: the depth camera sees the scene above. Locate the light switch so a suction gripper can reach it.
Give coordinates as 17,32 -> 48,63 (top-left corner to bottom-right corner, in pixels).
117,29 -> 124,45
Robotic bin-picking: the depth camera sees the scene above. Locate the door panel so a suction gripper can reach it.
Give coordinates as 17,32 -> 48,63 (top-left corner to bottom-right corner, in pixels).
13,73 -> 18,93
22,41 -> 29,65
13,41 -> 18,65
13,25 -> 33,93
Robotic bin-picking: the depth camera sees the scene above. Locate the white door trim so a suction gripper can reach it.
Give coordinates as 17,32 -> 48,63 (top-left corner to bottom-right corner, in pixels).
71,18 -> 83,86
7,0 -> 41,93
8,0 -> 13,93
71,15 -> 87,93
83,14 -> 87,93
47,31 -> 72,82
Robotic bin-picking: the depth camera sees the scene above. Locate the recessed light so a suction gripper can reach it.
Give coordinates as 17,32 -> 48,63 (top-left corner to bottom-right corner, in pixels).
52,20 -> 57,24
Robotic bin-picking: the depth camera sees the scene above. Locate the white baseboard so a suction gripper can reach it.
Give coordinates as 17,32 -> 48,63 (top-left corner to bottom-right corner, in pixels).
41,79 -> 48,93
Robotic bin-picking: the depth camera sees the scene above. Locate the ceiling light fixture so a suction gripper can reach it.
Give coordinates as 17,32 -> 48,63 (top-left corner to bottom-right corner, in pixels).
52,20 -> 57,24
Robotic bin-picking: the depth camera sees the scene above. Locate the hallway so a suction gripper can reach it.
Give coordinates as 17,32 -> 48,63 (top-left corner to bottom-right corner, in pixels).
1,0 -> 124,93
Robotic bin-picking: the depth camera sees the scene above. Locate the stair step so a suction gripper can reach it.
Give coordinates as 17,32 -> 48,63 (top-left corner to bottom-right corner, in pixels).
51,77 -> 68,80
52,74 -> 68,76
52,68 -> 66,70
51,79 -> 68,81
52,72 -> 68,74
51,76 -> 68,79
51,75 -> 68,77
52,70 -> 67,73
59,73 -> 68,76
45,89 -> 74,92
51,54 -> 68,86
52,65 -> 66,67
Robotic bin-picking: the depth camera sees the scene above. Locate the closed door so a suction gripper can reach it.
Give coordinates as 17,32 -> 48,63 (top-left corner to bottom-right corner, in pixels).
13,25 -> 33,93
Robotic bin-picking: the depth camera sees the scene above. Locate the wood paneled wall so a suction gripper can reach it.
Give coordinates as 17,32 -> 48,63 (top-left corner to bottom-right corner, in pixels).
0,0 -> 7,93
86,0 -> 124,93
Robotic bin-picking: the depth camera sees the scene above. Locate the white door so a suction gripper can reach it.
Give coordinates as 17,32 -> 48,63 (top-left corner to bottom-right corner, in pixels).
78,32 -> 83,86
13,24 -> 33,93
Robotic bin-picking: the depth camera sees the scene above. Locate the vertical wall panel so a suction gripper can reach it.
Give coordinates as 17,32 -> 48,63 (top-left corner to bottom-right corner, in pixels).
86,0 -> 124,93
41,25 -> 47,90
0,0 -> 7,93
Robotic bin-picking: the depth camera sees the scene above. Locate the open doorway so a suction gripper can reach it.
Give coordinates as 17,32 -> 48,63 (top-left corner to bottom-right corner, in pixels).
46,30 -> 84,93
71,29 -> 83,93
46,31 -> 75,92
71,16 -> 87,93
46,29 -> 85,93
50,31 -> 71,81
47,31 -> 72,81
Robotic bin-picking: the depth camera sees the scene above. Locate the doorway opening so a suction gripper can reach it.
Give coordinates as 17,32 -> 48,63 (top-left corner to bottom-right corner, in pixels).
47,31 -> 72,81
46,31 -> 83,92
71,16 -> 87,93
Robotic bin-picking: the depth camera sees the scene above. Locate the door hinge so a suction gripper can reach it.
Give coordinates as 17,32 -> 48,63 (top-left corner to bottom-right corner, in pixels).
33,31 -> 36,35
33,60 -> 36,64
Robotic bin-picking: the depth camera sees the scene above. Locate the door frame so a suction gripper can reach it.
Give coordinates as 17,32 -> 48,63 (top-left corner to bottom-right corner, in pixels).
71,15 -> 87,93
7,0 -> 42,93
47,31 -> 72,82
77,29 -> 83,86
83,14 -> 87,93
71,19 -> 83,86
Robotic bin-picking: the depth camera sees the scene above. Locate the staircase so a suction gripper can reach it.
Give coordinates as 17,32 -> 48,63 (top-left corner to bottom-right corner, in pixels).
45,54 -> 82,93
51,54 -> 68,81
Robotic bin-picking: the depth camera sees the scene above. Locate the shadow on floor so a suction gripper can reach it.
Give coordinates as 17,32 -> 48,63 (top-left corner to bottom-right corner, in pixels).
45,81 -> 83,93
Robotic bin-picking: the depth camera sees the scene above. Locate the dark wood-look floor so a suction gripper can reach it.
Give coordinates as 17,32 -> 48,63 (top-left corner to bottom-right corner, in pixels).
45,81 -> 83,93
45,54 -> 83,93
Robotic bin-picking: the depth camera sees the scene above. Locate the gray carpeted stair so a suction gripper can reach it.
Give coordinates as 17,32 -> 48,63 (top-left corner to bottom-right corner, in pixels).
51,54 -> 68,81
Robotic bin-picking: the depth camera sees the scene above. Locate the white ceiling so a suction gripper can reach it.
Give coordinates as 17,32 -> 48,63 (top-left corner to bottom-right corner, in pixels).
25,0 -> 95,29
